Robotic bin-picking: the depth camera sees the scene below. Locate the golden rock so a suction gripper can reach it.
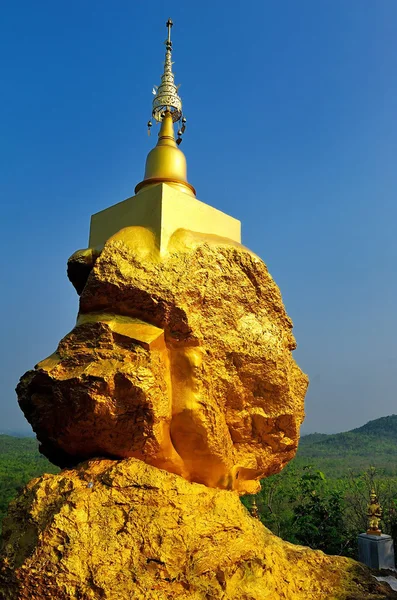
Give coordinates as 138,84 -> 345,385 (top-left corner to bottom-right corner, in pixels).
0,458 -> 394,600
17,227 -> 308,494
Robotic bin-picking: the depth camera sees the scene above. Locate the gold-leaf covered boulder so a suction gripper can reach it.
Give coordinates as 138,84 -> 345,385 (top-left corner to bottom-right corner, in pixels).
0,458 -> 394,600
17,227 -> 308,493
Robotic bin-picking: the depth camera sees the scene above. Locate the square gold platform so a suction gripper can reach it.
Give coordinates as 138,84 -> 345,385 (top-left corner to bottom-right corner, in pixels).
89,183 -> 241,252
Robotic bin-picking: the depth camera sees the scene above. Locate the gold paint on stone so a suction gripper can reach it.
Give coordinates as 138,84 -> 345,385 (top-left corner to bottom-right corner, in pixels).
0,459 -> 394,600
18,226 -> 308,494
76,313 -> 165,351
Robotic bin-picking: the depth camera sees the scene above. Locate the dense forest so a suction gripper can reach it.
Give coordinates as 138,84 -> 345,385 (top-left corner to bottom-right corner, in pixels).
241,415 -> 397,558
2,415 -> 397,558
0,435 -> 58,527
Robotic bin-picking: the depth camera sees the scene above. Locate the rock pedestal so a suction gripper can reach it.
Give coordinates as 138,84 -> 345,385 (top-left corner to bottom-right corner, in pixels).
358,533 -> 396,570
17,227 -> 308,494
1,458 -> 396,600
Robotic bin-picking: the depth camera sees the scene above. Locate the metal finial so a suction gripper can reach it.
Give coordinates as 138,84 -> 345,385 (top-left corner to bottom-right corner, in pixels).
166,18 -> 173,49
152,18 -> 182,124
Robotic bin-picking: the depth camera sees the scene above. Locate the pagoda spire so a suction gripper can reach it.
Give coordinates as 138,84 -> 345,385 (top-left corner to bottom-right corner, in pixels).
151,18 -> 183,126
135,19 -> 195,197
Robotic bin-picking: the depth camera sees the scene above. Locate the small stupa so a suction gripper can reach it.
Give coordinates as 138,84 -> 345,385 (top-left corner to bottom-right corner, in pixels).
358,489 -> 396,571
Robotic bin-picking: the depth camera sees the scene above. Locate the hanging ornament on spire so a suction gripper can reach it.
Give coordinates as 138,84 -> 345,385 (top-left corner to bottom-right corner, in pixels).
146,18 -> 187,144
151,18 -> 183,124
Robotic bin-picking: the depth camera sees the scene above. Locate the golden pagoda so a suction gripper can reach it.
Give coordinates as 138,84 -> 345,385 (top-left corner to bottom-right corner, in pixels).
89,18 -> 240,253
4,18 -> 387,600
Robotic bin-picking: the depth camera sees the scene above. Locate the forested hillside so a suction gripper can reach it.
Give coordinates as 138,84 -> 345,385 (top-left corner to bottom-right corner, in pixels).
0,435 -> 58,527
297,414 -> 397,477
241,415 -> 397,558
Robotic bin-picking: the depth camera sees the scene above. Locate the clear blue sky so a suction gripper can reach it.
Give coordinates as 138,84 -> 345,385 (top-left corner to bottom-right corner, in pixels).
1,0 -> 396,435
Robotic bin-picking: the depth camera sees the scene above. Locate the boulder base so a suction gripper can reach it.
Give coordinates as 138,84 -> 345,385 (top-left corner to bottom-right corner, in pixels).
17,228 -> 308,492
0,459 -> 394,600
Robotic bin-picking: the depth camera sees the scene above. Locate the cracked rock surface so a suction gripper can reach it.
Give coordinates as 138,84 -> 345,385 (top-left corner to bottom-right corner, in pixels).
17,228 -> 308,493
0,458 -> 395,600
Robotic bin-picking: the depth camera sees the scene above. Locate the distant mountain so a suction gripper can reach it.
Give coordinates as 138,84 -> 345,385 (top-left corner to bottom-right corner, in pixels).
351,414 -> 397,437
297,415 -> 397,477
0,429 -> 34,438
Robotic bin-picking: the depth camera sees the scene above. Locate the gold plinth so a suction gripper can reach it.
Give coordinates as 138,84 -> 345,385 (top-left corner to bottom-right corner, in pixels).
89,183 -> 241,252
